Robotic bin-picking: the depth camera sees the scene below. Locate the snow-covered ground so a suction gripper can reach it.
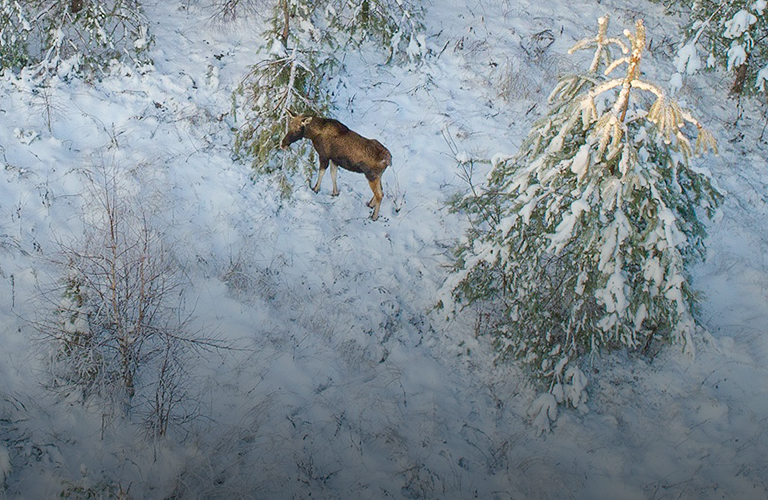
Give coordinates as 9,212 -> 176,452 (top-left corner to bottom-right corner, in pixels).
1,0 -> 767,499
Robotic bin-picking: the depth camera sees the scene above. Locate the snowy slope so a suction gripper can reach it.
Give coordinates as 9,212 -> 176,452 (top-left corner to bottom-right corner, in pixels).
1,0 -> 767,499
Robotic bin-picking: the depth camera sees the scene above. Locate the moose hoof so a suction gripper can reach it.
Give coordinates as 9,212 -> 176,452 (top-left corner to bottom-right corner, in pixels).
331,191 -> 340,197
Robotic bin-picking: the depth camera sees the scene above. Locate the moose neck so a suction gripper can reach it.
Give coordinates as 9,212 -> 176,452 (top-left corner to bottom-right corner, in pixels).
302,117 -> 321,142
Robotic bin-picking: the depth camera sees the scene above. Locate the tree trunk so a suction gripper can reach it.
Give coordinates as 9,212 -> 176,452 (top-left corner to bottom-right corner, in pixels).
730,55 -> 750,96
280,0 -> 290,48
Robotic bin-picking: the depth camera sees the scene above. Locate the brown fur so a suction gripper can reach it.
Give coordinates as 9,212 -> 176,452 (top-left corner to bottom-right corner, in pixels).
281,115 -> 391,220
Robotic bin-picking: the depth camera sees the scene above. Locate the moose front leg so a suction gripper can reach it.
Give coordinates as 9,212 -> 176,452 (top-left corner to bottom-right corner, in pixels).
312,157 -> 330,193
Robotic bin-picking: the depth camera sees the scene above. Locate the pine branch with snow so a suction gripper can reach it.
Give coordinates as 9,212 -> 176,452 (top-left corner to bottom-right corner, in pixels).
0,0 -> 153,76
0,0 -> 32,70
674,0 -> 768,95
449,17 -> 722,414
233,40 -> 336,195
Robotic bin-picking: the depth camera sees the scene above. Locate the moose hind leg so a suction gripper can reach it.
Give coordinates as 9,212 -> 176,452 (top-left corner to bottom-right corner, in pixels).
367,177 -> 384,220
330,162 -> 340,197
312,157 -> 330,193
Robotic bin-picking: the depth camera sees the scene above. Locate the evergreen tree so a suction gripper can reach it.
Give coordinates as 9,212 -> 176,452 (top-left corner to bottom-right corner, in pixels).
447,17 -> 721,406
675,0 -> 768,95
0,0 -> 152,76
232,0 -> 424,195
0,0 -> 31,70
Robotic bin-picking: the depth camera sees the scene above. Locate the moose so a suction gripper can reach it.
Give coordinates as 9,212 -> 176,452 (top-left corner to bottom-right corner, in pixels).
280,113 -> 391,221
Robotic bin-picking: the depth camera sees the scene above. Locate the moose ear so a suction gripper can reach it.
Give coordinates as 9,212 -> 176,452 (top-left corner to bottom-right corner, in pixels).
301,117 -> 313,126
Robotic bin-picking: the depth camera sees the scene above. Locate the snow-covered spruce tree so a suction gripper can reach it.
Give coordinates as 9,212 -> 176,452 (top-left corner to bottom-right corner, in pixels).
448,17 -> 721,404
675,0 -> 768,95
232,0 -> 424,195
0,0 -> 152,76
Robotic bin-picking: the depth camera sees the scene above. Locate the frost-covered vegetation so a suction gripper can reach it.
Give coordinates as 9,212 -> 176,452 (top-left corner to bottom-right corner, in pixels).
34,163 -> 222,438
1,0 -> 768,498
0,0 -> 152,76
446,16 -> 721,420
673,0 -> 768,95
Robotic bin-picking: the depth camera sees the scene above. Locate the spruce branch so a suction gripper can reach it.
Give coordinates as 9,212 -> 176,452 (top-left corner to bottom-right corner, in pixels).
568,15 -> 628,73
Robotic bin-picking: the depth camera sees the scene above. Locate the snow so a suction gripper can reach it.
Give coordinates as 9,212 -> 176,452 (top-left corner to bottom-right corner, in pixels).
675,41 -> 701,75
570,142 -> 591,179
1,0 -> 768,499
727,41 -> 749,71
722,9 -> 757,39
528,393 -> 558,435
756,64 -> 768,91
0,445 -> 9,486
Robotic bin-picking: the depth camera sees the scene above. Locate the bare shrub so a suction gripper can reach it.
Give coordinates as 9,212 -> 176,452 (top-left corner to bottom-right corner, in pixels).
201,0 -> 268,23
497,58 -> 540,101
34,162 -> 221,437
